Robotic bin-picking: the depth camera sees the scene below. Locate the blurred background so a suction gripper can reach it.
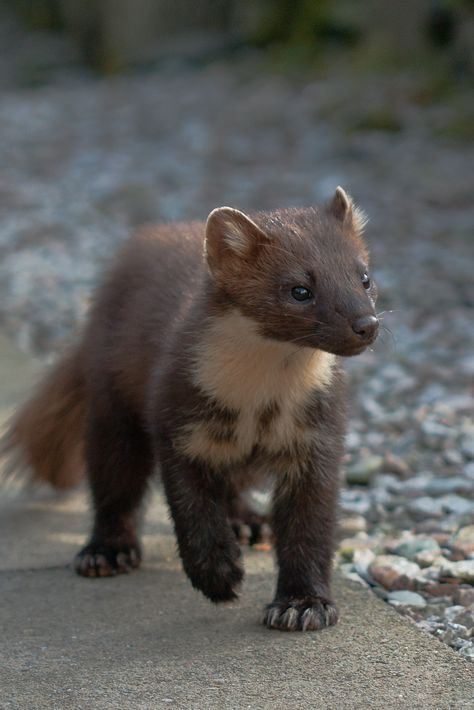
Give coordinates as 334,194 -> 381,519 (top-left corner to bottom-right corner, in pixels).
0,0 -> 474,655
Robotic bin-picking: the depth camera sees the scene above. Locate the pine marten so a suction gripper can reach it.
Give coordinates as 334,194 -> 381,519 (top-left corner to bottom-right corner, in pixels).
2,187 -> 378,631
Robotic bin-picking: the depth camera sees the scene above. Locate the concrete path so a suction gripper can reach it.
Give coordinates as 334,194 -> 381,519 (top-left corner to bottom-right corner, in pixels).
1,333 -> 473,710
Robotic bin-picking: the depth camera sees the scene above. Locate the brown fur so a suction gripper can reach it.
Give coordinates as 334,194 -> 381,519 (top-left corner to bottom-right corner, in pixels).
1,187 -> 379,631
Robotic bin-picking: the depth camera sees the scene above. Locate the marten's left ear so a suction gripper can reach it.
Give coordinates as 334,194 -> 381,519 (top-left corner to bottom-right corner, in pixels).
328,186 -> 368,236
205,207 -> 269,271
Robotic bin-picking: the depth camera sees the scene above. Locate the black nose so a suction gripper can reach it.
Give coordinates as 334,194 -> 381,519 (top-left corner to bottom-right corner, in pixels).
352,315 -> 379,340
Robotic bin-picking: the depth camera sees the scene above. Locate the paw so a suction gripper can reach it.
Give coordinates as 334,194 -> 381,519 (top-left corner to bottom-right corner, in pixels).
262,597 -> 339,631
184,545 -> 244,603
74,541 -> 141,578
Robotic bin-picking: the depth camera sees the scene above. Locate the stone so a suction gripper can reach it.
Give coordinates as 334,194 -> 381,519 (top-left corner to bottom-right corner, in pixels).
461,438 -> 474,460
442,560 -> 474,583
464,461 -> 474,479
450,606 -> 474,630
450,526 -> 474,558
443,449 -> 464,467
407,497 -> 444,520
338,537 -> 372,562
402,473 -> 434,494
421,420 -> 454,449
444,605 -> 466,621
458,642 -> 474,660
416,619 -> 444,634
339,515 -> 368,536
345,430 -> 361,451
438,495 -> 474,516
382,453 -> 411,478
425,477 -> 473,496
414,550 -> 442,568
340,489 -> 372,515
353,549 -> 376,584
421,582 -> 459,599
440,623 -> 470,646
454,587 -> 474,606
393,537 -> 440,560
387,590 -> 427,607
345,455 -> 383,485
369,555 -> 421,591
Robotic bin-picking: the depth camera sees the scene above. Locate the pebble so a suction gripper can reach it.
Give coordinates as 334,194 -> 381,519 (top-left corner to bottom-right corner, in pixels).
450,526 -> 474,558
339,515 -> 368,535
453,587 -> 474,606
439,623 -> 470,645
458,642 -> 474,659
438,495 -> 474,516
443,605 -> 465,622
425,477 -> 473,495
387,590 -> 426,607
340,489 -> 372,515
441,560 -> 474,583
421,421 -> 454,449
352,549 -> 376,585
464,462 -> 474,479
345,455 -> 383,485
382,453 -> 411,478
369,555 -> 421,591
461,438 -> 474,460
414,550 -> 442,568
406,497 -> 444,520
449,606 -> 474,630
393,537 -> 440,560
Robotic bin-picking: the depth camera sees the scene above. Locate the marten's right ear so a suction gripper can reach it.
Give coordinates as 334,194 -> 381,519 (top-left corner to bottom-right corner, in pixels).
205,207 -> 269,273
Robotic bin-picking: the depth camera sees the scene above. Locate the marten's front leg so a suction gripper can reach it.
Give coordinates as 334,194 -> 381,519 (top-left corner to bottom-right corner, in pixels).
159,444 -> 243,602
262,449 -> 340,631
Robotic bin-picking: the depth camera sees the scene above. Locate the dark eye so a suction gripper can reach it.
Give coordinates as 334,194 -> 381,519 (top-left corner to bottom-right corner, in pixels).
362,273 -> 371,290
291,286 -> 313,302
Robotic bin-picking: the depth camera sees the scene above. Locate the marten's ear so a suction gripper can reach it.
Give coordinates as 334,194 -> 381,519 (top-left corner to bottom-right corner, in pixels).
328,186 -> 368,237
205,207 -> 269,271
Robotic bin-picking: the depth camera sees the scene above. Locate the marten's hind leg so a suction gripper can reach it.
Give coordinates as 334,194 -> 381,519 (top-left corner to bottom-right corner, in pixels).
228,484 -> 273,549
74,394 -> 154,578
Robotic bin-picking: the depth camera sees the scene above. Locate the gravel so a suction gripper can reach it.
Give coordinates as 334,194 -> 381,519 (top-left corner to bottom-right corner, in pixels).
1,13 -> 473,659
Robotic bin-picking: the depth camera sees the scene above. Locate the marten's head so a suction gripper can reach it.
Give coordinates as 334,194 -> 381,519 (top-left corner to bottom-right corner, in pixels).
205,187 -> 378,357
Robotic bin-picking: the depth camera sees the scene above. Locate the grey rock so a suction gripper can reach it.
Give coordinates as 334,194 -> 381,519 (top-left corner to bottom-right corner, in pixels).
439,495 -> 474,516
425,477 -> 473,496
352,549 -> 376,584
458,641 -> 474,660
443,449 -> 464,466
440,623 -> 470,646
444,606 -> 467,622
451,607 -> 474,630
345,455 -> 384,485
406,497 -> 444,520
454,587 -> 474,606
450,525 -> 474,558
387,590 -> 427,607
340,489 -> 372,515
441,561 -> 474,584
421,420 -> 455,449
461,438 -> 474,460
393,537 -> 440,560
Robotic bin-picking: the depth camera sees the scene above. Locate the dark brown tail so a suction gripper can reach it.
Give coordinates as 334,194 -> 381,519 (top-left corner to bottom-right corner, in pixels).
1,344 -> 86,489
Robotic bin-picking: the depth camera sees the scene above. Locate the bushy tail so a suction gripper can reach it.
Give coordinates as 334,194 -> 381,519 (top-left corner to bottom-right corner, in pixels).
1,344 -> 86,489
